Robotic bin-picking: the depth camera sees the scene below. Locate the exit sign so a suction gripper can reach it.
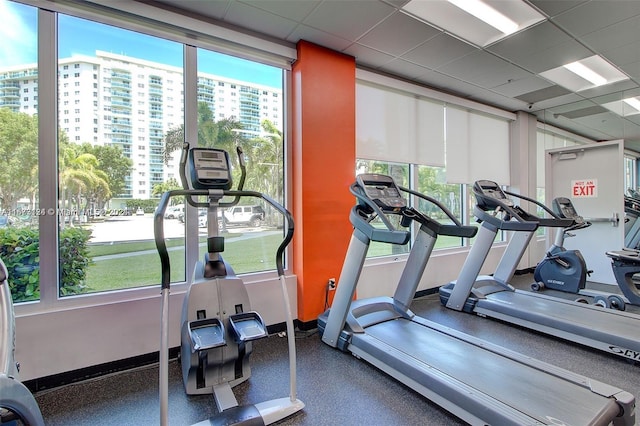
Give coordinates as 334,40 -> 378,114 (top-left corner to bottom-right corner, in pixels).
571,179 -> 598,198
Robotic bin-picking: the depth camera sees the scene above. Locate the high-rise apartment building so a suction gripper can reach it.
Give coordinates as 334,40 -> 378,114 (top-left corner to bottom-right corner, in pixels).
0,51 -> 282,203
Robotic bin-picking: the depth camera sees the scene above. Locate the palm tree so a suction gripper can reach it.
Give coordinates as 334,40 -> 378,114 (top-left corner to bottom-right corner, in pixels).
163,102 -> 246,165
243,120 -> 283,201
59,144 -> 111,227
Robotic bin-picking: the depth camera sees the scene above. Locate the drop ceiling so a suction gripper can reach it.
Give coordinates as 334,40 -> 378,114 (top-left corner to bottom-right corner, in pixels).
148,0 -> 640,151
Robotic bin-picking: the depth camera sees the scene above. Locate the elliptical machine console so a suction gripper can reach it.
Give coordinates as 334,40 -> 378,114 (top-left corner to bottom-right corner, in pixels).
154,143 -> 303,426
188,148 -> 232,190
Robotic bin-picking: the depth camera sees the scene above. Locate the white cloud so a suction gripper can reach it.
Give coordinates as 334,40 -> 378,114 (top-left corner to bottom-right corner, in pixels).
0,0 -> 37,67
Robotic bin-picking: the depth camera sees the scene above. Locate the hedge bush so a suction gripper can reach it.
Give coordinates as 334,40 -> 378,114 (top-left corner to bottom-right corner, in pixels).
0,226 -> 92,302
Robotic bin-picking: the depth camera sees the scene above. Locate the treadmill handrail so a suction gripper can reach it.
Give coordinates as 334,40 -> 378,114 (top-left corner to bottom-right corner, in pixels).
503,189 -> 574,229
398,186 -> 477,238
472,180 -> 572,230
349,206 -> 411,245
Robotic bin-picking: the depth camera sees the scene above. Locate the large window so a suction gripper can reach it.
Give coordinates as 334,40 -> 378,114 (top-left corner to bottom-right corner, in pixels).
0,0 -> 289,303
0,1 -> 39,302
624,155 -> 637,195
57,15 -> 185,295
194,49 -> 285,274
416,165 -> 464,249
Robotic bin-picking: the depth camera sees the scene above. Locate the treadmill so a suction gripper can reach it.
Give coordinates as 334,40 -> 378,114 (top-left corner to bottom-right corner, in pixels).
440,180 -> 640,363
319,174 -> 635,426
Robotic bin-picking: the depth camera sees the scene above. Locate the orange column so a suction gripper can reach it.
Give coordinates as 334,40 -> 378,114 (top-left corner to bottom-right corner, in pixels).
291,41 -> 356,325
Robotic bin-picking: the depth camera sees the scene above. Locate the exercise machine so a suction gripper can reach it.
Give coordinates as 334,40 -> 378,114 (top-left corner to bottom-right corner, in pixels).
0,257 -> 45,425
440,180 -> 640,363
532,196 -> 630,309
532,196 -> 592,295
155,144 -> 303,426
603,248 -> 640,307
319,174 -> 635,425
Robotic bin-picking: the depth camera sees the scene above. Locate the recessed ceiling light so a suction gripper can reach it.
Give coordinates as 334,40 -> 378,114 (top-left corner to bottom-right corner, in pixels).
447,0 -> 518,35
624,97 -> 640,113
602,97 -> 640,117
402,0 -> 545,47
540,55 -> 629,92
563,61 -> 607,87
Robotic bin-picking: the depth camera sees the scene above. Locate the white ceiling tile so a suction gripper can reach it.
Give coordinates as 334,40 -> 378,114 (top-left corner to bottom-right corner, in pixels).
225,2 -> 298,39
155,0 -> 232,19
377,58 -> 431,79
492,75 -> 552,98
436,50 -> 532,89
402,34 -> 476,69
357,11 -> 440,56
550,0 -> 640,37
582,16 -> 640,55
237,0 -> 321,21
527,1 -> 587,18
302,0 -> 395,41
344,44 -> 395,67
285,24 -> 353,52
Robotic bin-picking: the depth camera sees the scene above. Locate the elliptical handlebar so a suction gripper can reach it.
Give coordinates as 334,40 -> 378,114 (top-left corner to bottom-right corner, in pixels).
154,188 -> 294,290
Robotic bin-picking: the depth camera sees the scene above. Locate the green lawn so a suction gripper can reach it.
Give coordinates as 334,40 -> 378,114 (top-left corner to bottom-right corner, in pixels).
84,231 -> 468,293
85,233 -> 283,293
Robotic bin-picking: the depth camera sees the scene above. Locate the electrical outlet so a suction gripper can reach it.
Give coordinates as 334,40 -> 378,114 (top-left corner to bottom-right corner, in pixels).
327,278 -> 336,290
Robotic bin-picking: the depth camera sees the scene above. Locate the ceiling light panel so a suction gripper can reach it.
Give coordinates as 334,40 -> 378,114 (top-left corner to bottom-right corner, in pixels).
540,55 -> 629,92
402,0 -> 545,47
603,97 -> 640,117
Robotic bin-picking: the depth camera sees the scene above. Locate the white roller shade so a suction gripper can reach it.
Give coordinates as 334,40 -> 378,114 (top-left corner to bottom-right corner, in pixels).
356,81 -> 445,167
445,106 -> 511,185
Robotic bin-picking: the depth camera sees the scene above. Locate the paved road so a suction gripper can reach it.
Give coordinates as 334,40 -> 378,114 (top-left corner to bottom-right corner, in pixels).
86,214 -> 280,261
88,214 -> 184,243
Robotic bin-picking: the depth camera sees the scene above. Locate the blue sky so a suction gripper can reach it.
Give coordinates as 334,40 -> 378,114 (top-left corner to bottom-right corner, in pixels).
1,0 -> 282,89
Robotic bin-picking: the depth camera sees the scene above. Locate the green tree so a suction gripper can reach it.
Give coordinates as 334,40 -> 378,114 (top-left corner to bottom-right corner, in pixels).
80,143 -> 133,200
242,119 -> 283,201
163,101 -> 246,166
59,143 -> 111,227
151,177 -> 182,198
0,108 -> 38,210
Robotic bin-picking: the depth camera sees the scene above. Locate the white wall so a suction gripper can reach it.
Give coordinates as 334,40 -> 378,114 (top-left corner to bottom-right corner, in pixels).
357,246 -> 506,299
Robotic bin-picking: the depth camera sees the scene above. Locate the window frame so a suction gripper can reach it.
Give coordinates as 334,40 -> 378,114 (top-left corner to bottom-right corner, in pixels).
13,0 -> 295,315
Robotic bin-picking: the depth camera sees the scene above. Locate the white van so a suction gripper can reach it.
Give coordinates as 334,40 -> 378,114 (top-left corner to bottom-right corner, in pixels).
164,204 -> 184,219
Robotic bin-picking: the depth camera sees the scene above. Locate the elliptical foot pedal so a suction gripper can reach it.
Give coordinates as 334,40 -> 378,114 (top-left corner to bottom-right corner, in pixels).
229,312 -> 267,342
193,404 -> 265,426
189,318 -> 226,352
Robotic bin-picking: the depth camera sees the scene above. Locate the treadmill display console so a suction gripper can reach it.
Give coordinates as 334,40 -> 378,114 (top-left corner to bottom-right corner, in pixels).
474,180 -> 514,208
356,174 -> 406,210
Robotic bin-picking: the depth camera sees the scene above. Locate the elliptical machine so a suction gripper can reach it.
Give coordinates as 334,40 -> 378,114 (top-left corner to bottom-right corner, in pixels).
155,143 -> 303,426
532,197 -> 626,310
0,257 -> 45,426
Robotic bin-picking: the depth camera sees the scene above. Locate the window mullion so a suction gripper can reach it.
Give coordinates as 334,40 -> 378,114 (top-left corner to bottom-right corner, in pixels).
37,8 -> 59,306
183,44 -> 199,283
